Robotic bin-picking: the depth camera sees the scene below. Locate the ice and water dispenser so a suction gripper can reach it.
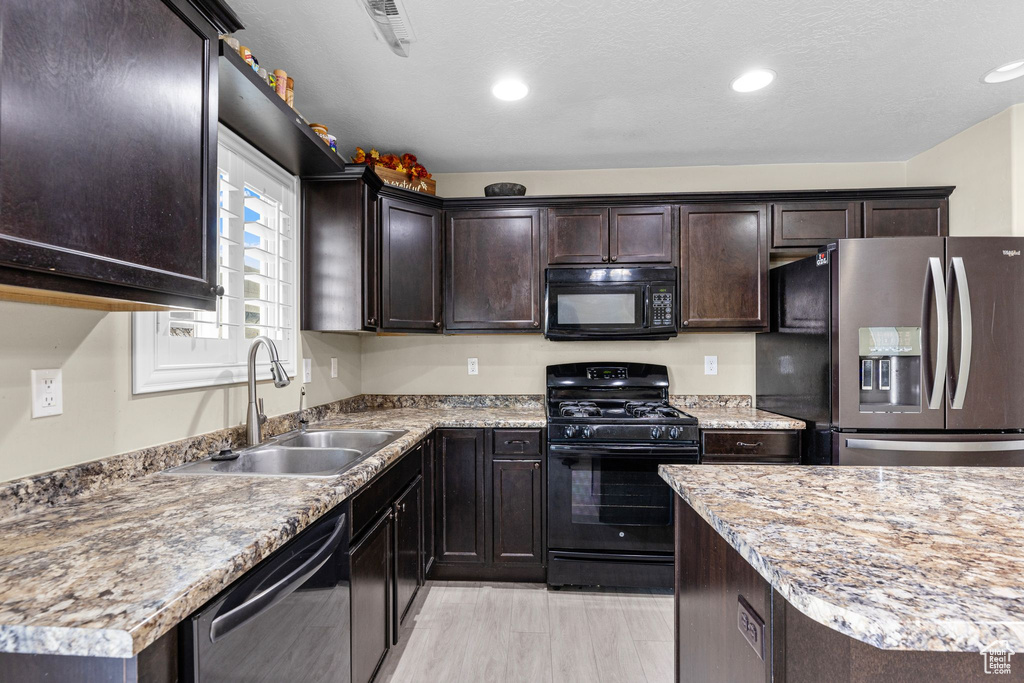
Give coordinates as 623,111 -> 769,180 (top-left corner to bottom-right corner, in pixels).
858,327 -> 922,412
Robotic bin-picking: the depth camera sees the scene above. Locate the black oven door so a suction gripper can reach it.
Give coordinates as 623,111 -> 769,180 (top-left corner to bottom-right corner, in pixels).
546,282 -> 647,339
547,444 -> 698,553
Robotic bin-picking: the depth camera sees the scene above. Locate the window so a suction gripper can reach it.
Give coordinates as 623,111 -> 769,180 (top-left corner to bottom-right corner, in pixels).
132,126 -> 298,394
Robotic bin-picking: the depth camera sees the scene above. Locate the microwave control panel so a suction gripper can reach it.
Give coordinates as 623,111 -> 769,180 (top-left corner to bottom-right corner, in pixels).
651,288 -> 674,327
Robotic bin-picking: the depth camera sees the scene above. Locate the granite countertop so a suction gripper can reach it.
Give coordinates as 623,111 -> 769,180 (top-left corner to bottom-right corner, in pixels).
682,406 -> 805,430
659,464 -> 1024,652
0,405 -> 543,659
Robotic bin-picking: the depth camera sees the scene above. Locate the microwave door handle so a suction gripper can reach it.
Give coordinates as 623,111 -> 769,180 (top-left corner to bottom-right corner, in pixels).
642,286 -> 650,329
950,257 -> 972,410
926,257 -> 948,410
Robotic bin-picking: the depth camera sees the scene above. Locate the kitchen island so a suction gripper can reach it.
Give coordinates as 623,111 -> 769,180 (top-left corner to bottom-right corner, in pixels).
660,464 -> 1024,682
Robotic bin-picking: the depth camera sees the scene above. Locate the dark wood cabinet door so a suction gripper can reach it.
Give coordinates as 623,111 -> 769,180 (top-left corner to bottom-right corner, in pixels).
380,196 -> 441,331
393,476 -> 423,638
445,209 -> 542,331
491,459 -> 543,565
422,437 -> 435,575
363,184 -> 380,329
863,199 -> 948,238
301,179 -> 364,331
771,201 -> 863,248
679,204 -> 769,330
609,205 -> 673,263
351,511 -> 392,683
546,207 -> 609,264
435,429 -> 487,564
0,0 -> 219,309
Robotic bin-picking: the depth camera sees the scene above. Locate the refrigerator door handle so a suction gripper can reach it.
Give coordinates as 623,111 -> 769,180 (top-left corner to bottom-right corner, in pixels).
846,438 -> 1024,452
950,256 -> 972,410
926,257 -> 948,410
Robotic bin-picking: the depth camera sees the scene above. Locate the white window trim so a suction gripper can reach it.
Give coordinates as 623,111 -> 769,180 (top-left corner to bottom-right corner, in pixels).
132,125 -> 300,395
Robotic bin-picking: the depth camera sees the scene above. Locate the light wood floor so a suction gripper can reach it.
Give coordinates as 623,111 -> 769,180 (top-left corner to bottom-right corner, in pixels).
377,581 -> 674,683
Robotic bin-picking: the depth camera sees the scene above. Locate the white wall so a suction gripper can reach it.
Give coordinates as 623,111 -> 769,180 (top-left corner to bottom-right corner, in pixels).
906,106 -> 1016,236
0,301 -> 361,482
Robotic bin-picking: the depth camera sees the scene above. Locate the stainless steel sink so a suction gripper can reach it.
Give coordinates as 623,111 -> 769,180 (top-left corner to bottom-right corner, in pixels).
163,429 -> 407,478
277,429 -> 401,451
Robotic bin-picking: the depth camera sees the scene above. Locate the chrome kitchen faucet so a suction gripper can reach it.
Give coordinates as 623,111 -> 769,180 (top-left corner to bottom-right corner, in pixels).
246,336 -> 291,447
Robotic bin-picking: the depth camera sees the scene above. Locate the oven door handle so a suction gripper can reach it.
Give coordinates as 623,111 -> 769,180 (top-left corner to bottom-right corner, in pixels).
548,443 -> 699,458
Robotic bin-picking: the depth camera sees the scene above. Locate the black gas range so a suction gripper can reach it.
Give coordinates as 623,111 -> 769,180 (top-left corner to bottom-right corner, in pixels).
545,362 -> 698,589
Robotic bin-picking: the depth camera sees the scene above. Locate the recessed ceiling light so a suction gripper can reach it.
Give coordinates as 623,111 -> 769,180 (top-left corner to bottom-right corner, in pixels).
731,68 -> 776,93
983,60 -> 1024,84
492,79 -> 529,101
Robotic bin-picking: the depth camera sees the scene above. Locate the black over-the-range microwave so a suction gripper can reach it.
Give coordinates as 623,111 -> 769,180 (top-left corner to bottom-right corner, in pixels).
544,266 -> 678,341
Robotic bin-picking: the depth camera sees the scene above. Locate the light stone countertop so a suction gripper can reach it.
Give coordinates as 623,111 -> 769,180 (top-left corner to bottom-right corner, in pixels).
0,406 -> 543,659
659,464 -> 1024,652
682,406 -> 805,430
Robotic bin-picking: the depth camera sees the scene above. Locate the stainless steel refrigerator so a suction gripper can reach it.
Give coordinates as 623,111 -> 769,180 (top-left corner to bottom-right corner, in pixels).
757,236 -> 1024,465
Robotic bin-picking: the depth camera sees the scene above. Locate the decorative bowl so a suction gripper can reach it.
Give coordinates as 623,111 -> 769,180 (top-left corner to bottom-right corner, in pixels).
484,182 -> 527,197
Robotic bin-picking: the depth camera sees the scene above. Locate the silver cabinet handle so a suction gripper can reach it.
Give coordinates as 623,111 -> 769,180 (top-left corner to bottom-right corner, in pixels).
950,257 -> 972,410
846,438 -> 1024,452
927,257 -> 948,410
736,441 -> 763,448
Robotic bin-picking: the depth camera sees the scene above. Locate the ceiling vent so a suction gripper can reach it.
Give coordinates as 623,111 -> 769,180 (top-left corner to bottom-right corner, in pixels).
358,0 -> 416,58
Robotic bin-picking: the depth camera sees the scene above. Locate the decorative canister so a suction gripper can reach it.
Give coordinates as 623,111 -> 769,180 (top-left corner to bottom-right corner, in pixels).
257,67 -> 268,82
274,69 -> 288,100
286,77 -> 294,108
239,45 -> 253,65
325,134 -> 338,153
222,36 -> 240,53
309,123 -> 329,141
267,73 -> 277,90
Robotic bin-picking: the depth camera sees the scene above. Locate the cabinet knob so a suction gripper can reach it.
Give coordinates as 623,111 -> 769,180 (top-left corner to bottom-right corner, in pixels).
368,317 -> 377,326
601,256 -> 608,262
210,285 -> 225,297
434,321 -> 441,329
532,321 -> 540,328
533,462 -> 540,469
610,255 -> 618,262
682,321 -> 689,327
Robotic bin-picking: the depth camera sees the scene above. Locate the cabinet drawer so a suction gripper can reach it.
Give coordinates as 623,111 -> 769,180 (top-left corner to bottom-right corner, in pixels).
701,430 -> 800,464
351,441 -> 423,540
491,429 -> 543,457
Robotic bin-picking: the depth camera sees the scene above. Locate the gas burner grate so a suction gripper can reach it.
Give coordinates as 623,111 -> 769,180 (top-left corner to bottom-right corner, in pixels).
623,401 -> 683,419
559,401 -> 602,417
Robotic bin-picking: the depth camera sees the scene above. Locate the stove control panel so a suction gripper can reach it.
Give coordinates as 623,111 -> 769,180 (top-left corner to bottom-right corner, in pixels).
651,289 -> 674,327
586,367 -> 628,380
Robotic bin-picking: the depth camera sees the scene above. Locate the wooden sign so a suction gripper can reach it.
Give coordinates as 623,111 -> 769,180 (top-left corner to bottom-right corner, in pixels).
373,166 -> 436,195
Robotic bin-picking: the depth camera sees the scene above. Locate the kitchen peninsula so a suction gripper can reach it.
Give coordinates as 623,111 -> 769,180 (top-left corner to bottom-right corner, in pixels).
661,464 -> 1024,682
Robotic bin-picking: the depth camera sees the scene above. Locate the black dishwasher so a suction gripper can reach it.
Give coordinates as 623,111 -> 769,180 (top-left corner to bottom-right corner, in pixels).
182,505 -> 351,682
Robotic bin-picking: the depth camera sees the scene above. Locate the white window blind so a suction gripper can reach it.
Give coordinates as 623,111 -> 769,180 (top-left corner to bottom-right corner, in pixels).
132,126 -> 298,394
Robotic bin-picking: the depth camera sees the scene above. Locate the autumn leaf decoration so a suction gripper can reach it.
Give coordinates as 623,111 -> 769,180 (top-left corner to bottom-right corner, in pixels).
352,147 -> 431,180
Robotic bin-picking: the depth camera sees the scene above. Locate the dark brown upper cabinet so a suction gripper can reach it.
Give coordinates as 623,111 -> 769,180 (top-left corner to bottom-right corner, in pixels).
0,0 -> 238,311
679,204 -> 769,331
445,209 -> 542,332
379,196 -> 442,332
609,205 -> 673,263
771,201 -> 863,249
864,198 -> 948,238
547,207 -> 609,264
302,175 -> 381,332
546,205 -> 672,265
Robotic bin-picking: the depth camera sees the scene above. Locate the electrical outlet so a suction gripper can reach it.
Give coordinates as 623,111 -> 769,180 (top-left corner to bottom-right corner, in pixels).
31,369 -> 63,418
467,357 -> 479,375
704,356 -> 718,376
303,358 -> 312,384
330,357 -> 338,378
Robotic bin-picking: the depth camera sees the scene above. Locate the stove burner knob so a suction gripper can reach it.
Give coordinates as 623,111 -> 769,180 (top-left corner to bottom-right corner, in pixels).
563,425 -> 578,439
668,427 -> 680,440
581,426 -> 593,439
651,426 -> 664,439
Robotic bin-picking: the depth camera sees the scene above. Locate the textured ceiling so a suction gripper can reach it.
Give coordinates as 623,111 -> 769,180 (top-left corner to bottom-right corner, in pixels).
229,0 -> 1024,172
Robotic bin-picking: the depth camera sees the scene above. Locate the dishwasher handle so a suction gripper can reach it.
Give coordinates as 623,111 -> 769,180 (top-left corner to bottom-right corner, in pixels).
210,512 -> 347,643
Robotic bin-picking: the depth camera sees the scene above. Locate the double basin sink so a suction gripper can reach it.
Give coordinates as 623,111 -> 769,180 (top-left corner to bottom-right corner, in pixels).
164,429 -> 408,478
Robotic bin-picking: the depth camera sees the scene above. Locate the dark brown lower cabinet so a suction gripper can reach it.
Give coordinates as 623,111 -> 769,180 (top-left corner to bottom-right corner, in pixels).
492,459 -> 543,564
351,510 -> 392,683
393,476 -> 423,640
431,428 -> 545,582
676,500 -> 1001,682
435,429 -> 487,565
